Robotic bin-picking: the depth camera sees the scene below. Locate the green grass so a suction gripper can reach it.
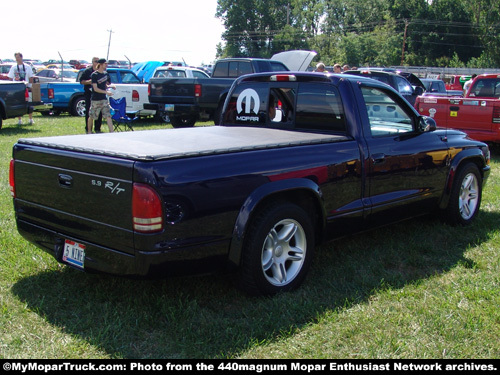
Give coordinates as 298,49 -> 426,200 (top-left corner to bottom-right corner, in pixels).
1,113 -> 499,359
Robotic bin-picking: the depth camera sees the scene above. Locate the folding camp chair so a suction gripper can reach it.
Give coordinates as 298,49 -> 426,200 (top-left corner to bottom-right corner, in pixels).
109,97 -> 137,131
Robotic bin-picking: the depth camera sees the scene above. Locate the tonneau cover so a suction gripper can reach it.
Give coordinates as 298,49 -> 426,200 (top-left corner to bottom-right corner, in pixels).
18,126 -> 346,161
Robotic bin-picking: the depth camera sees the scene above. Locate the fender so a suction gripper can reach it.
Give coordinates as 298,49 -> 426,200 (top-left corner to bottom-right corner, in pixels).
227,178 -> 325,268
439,148 -> 489,209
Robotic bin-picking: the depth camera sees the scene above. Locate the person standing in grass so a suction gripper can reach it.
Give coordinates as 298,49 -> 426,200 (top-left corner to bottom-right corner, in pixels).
80,57 -> 104,133
87,59 -> 115,134
8,52 -> 34,125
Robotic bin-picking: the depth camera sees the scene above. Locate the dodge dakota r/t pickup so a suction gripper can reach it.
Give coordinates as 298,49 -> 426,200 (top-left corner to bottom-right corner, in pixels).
10,72 -> 490,295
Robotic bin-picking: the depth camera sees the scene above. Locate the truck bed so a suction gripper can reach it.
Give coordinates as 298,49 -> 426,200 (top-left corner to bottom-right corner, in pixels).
18,126 -> 348,161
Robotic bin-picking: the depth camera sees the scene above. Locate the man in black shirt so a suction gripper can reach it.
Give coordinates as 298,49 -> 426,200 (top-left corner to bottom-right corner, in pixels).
87,59 -> 115,134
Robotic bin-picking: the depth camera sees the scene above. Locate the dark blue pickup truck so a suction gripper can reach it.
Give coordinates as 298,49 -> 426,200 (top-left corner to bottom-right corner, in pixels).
10,72 -> 490,295
1,81 -> 52,130
146,51 -> 316,127
0,81 -> 27,129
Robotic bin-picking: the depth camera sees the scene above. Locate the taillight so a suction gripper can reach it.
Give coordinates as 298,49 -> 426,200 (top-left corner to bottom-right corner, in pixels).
194,84 -> 202,97
9,160 -> 15,198
132,183 -> 163,233
492,106 -> 500,123
132,90 -> 139,102
148,84 -> 151,96
48,88 -> 54,99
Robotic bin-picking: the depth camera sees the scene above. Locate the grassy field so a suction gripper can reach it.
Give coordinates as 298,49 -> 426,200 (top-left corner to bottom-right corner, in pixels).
1,113 -> 499,359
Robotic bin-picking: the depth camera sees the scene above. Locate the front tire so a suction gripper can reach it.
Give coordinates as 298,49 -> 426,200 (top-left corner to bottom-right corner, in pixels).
238,202 -> 315,296
443,162 -> 482,225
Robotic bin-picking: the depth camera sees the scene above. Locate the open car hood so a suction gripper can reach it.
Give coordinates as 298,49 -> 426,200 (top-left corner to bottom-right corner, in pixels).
271,50 -> 317,72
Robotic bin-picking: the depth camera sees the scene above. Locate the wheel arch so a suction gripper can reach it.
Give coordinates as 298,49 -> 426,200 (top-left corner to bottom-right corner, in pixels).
227,178 -> 326,269
439,148 -> 488,209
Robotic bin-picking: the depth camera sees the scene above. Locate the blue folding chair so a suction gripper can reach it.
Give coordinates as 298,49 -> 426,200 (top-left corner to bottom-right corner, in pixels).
109,97 -> 137,131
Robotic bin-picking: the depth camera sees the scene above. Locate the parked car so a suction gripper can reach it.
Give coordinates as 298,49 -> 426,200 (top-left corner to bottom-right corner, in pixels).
69,60 -> 90,70
344,69 -> 424,106
24,59 -> 45,74
0,63 -> 13,80
152,66 -> 210,79
107,60 -> 131,69
35,68 -> 79,83
45,64 -> 75,70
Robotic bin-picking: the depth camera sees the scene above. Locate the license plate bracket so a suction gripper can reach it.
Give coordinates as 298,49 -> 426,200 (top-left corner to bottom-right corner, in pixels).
62,240 -> 85,269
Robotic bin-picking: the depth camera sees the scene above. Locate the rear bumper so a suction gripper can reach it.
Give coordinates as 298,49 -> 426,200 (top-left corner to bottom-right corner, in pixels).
16,218 -> 229,277
31,102 -> 53,112
144,103 -> 199,116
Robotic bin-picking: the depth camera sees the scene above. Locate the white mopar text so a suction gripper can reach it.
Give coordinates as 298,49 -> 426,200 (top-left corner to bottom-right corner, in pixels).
236,116 -> 259,122
292,363 -> 326,372
130,363 -> 192,371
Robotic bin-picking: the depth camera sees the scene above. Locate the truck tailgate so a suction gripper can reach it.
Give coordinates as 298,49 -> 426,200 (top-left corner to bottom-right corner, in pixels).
149,78 -> 198,104
13,144 -> 135,255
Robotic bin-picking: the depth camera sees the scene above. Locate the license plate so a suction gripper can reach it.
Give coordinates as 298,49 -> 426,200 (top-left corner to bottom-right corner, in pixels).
63,240 -> 85,269
164,104 -> 174,111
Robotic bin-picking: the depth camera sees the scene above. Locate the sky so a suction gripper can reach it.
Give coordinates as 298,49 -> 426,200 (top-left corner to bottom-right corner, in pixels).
1,0 -> 225,67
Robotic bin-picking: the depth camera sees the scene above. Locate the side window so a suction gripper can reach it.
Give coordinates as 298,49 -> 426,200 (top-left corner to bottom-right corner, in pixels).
212,61 -> 228,78
396,77 -> 413,94
238,62 -> 252,76
270,62 -> 288,72
295,83 -> 346,133
107,72 -> 118,83
362,87 -> 413,137
229,62 -> 239,77
121,72 -> 140,83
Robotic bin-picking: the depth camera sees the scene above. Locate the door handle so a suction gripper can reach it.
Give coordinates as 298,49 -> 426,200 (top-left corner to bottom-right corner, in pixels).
371,153 -> 386,164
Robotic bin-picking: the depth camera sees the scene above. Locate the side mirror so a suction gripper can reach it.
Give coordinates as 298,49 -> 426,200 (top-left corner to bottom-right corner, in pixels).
414,86 -> 424,96
418,116 -> 436,132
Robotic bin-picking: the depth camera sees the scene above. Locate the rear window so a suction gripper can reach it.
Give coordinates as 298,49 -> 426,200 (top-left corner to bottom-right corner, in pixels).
212,61 -> 253,78
153,69 -> 187,78
470,78 -> 500,98
223,81 -> 346,133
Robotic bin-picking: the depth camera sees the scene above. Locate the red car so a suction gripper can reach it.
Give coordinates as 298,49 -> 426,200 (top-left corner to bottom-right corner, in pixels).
69,60 -> 90,70
0,63 -> 13,80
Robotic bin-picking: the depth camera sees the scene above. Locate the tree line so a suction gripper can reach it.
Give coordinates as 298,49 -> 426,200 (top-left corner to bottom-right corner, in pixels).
215,0 -> 500,68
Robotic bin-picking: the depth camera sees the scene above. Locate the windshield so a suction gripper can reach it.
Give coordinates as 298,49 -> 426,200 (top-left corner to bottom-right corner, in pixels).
61,71 -> 77,78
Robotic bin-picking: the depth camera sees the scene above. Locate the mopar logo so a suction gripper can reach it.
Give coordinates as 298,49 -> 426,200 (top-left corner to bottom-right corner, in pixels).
237,88 -> 260,114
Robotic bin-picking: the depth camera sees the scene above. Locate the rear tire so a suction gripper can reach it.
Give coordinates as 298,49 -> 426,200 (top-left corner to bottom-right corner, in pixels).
71,97 -> 86,117
238,202 -> 315,296
442,162 -> 482,225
